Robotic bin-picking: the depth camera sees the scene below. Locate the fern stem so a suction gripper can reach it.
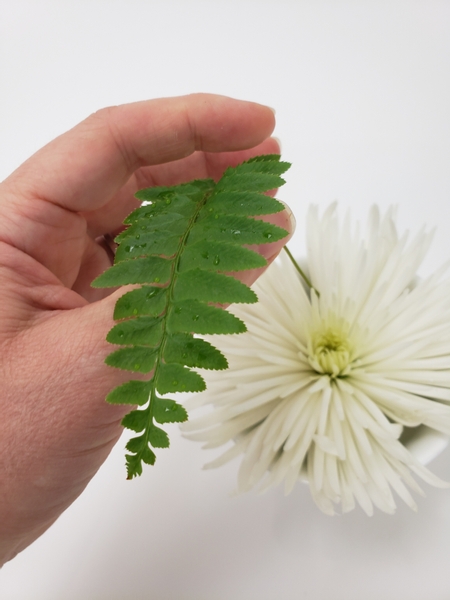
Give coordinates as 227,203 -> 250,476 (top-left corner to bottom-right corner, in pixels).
141,191 -> 213,453
283,246 -> 320,297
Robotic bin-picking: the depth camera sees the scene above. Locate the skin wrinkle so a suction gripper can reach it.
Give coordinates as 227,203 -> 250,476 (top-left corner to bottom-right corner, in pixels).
96,107 -> 143,175
71,236 -> 111,300
180,97 -> 199,156
0,195 -> 88,287
0,245 -> 84,320
0,191 -> 30,244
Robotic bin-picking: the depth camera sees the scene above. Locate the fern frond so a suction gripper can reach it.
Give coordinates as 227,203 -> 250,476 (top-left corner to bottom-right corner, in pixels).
92,154 -> 290,478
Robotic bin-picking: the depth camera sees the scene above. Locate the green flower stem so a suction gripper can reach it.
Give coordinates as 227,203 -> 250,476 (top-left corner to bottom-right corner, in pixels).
283,246 -> 320,297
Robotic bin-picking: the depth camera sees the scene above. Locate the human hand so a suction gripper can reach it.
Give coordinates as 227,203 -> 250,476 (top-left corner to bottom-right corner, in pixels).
0,94 -> 294,564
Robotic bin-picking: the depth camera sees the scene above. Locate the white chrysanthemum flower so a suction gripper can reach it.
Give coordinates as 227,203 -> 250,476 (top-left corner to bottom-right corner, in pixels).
184,204 -> 450,515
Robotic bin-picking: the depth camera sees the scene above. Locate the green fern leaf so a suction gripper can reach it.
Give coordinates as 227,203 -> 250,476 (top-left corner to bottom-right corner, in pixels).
92,154 -> 290,478
163,333 -> 228,370
153,397 -> 188,424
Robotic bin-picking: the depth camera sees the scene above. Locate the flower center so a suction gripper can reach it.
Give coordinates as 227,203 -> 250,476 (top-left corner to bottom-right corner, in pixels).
309,325 -> 354,377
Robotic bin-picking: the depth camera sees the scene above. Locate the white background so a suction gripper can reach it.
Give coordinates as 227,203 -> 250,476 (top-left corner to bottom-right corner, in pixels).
1,2 -> 450,599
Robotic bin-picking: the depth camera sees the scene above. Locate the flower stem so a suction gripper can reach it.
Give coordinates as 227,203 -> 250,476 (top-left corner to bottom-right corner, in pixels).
283,246 -> 320,297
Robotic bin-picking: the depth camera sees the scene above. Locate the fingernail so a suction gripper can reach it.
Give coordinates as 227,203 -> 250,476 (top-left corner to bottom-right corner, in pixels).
272,136 -> 282,154
268,106 -> 276,115
280,200 -> 296,234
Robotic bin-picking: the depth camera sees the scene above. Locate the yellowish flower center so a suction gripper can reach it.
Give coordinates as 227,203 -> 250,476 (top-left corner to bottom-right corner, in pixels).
309,322 -> 354,377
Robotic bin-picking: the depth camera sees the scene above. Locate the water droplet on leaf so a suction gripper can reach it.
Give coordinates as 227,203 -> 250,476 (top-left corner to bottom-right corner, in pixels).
154,277 -> 160,283
192,315 -> 200,321
134,364 -> 141,370
213,256 -> 220,265
263,231 -> 273,239
201,251 -> 209,259
133,309 -> 138,315
135,233 -> 140,240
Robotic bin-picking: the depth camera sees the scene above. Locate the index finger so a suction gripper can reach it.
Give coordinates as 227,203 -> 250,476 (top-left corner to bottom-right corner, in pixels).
5,94 -> 276,213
